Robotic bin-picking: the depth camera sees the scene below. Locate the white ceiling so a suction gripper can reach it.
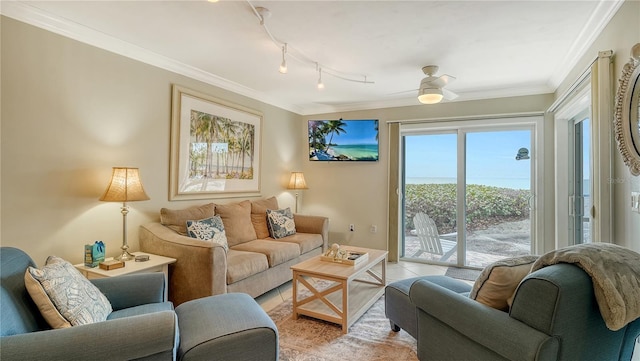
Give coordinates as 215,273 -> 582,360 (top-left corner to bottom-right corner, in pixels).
1,1 -> 623,115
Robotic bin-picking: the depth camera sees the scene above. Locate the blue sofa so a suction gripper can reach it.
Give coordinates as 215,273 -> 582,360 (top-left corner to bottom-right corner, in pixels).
0,247 -> 279,361
401,263 -> 640,361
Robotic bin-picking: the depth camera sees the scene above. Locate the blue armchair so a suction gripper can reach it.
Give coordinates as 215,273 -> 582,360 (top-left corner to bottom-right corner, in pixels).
1,247 -> 280,361
408,263 -> 640,361
1,247 -> 178,361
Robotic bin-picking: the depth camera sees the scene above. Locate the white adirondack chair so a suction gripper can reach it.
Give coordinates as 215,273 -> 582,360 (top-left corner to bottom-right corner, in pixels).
411,212 -> 457,261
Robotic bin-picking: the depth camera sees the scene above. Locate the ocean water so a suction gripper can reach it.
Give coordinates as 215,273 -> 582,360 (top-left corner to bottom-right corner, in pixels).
330,144 -> 378,161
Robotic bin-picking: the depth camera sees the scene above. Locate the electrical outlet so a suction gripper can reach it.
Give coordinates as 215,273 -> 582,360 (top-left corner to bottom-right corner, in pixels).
370,225 -> 377,233
349,224 -> 355,232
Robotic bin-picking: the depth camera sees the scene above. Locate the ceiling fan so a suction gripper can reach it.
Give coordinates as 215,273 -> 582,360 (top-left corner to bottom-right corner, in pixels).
417,65 -> 458,104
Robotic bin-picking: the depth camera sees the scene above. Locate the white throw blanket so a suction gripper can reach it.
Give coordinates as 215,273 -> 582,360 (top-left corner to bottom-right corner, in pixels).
531,243 -> 640,331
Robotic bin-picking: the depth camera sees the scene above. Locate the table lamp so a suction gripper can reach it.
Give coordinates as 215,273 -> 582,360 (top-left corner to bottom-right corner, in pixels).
99,167 -> 150,261
287,172 -> 308,213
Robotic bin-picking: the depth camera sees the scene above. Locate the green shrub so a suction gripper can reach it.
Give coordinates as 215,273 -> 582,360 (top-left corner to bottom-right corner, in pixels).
404,183 -> 530,233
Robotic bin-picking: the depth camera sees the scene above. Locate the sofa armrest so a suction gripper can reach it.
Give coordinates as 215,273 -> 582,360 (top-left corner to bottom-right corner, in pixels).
139,223 -> 227,306
410,279 -> 559,361
92,273 -> 166,311
0,311 -> 178,361
294,214 -> 329,251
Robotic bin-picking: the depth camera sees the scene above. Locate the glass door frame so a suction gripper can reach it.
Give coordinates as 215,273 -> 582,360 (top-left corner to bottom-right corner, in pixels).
399,116 -> 541,267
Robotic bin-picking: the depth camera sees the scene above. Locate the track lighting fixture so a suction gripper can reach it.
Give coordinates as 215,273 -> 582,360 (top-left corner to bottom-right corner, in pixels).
279,44 -> 288,74
247,2 -> 374,88
317,67 -> 325,89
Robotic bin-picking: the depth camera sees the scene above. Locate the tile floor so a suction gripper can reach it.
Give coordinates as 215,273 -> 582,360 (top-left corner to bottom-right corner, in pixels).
255,260 -> 448,312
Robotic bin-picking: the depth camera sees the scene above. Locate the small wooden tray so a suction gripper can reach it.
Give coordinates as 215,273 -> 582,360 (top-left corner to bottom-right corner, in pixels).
99,260 -> 125,270
320,252 -> 368,266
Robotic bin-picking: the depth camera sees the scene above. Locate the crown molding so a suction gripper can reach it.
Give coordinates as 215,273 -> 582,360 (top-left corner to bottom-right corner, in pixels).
547,0 -> 624,90
0,1 -> 304,115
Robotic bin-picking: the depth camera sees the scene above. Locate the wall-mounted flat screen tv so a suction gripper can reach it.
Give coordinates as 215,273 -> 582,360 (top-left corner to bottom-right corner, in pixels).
308,119 -> 379,161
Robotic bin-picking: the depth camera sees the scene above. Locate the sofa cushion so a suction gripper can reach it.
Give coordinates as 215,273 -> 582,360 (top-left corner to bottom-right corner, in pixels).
24,256 -> 112,328
266,208 -> 296,239
274,233 -> 324,254
470,255 -> 539,311
161,203 -> 215,236
186,215 -> 229,252
231,240 -> 301,267
251,197 -> 279,239
216,200 -> 257,247
226,250 -> 270,284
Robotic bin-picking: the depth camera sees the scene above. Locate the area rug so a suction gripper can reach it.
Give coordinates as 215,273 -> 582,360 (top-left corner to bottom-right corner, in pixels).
444,266 -> 482,281
268,295 -> 417,361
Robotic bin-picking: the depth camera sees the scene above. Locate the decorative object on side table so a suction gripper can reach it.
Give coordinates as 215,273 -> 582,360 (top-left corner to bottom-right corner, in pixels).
320,243 -> 369,266
287,171 -> 308,213
84,240 -> 105,267
100,167 -> 150,261
99,259 -> 125,270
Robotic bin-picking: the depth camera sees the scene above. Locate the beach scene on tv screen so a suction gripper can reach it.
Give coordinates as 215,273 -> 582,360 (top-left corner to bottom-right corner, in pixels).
309,119 -> 379,161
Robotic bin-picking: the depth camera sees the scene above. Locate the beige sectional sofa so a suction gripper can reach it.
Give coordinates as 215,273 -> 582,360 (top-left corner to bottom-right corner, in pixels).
139,197 -> 328,306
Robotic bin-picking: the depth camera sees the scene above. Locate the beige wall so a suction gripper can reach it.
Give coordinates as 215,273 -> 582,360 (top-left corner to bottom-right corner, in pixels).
2,1 -> 638,266
555,0 -> 640,250
1,17 -> 303,265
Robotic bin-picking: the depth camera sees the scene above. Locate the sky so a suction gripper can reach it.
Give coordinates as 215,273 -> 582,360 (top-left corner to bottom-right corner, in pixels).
404,130 -> 533,189
313,119 -> 378,145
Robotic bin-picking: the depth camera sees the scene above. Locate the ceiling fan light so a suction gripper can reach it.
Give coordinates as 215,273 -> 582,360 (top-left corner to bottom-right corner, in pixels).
418,87 -> 443,104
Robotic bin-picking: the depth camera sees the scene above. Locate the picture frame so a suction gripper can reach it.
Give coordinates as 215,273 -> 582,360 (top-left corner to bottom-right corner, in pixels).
169,85 -> 262,200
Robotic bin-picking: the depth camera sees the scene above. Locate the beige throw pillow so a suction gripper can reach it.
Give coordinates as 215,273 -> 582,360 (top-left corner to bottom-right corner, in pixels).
251,197 -> 279,239
160,203 -> 215,235
25,256 -> 112,328
469,255 -> 539,311
216,200 -> 257,247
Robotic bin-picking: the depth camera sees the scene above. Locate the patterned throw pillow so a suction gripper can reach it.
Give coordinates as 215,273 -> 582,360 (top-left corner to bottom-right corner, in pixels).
186,215 -> 229,252
24,256 -> 112,328
469,255 -> 539,311
266,208 -> 296,239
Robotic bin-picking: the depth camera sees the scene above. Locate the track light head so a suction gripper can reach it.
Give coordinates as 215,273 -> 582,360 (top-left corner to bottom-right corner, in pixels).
279,44 -> 288,74
317,68 -> 325,89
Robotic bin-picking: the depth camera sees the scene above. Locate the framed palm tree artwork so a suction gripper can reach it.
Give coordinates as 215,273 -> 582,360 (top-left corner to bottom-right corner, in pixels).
170,85 -> 262,200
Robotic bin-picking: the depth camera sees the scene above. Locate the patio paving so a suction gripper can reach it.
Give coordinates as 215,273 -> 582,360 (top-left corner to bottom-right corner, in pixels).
402,219 -> 532,268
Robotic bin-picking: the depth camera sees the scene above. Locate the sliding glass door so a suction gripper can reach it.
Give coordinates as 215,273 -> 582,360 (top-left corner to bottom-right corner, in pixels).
401,124 -> 534,268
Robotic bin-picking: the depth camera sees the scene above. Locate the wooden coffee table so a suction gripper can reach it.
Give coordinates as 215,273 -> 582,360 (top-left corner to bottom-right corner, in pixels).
291,246 -> 387,333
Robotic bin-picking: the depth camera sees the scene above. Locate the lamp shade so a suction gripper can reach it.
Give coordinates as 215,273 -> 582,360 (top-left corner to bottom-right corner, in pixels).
287,172 -> 308,190
99,167 -> 150,202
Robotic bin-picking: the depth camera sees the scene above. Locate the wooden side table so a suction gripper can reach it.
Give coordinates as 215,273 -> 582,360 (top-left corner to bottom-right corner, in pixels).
74,252 -> 176,301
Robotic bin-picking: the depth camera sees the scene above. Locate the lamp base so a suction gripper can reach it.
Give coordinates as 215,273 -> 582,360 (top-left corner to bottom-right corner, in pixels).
115,250 -> 136,261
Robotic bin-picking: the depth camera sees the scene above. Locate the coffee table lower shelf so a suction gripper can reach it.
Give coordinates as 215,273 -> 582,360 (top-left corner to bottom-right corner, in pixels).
293,279 -> 384,332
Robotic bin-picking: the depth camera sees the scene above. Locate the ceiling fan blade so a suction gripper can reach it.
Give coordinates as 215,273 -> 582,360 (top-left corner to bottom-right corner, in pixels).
443,88 -> 459,100
386,88 -> 419,96
430,74 -> 456,88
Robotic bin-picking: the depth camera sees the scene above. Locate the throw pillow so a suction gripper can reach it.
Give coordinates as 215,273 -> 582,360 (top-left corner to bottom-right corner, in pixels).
215,200 -> 257,247
469,255 -> 539,311
266,208 -> 296,239
251,197 -> 279,239
186,215 -> 229,252
160,203 -> 215,235
24,256 -> 112,328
